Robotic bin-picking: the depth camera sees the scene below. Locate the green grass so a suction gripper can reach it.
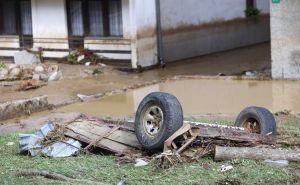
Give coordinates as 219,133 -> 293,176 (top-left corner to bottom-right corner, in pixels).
0,115 -> 299,185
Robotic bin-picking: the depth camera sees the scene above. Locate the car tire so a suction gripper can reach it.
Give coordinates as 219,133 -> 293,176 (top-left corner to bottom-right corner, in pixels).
134,92 -> 183,150
235,106 -> 277,135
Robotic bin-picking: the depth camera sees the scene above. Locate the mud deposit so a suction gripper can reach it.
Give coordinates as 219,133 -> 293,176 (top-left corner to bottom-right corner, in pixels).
57,79 -> 300,117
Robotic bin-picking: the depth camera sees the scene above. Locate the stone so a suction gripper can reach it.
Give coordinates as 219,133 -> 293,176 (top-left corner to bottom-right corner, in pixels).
32,74 -> 41,81
48,65 -> 59,73
0,68 -> 9,78
34,65 -> 45,73
40,74 -> 49,81
134,159 -> 148,167
48,71 -> 63,81
8,64 -> 18,71
14,50 -> 41,65
83,69 -> 94,75
9,67 -> 22,77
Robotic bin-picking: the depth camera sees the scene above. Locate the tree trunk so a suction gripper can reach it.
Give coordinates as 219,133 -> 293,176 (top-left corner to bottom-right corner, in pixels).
214,146 -> 300,162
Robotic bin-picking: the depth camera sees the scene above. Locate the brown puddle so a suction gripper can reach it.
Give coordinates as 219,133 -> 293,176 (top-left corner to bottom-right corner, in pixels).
57,79 -> 300,117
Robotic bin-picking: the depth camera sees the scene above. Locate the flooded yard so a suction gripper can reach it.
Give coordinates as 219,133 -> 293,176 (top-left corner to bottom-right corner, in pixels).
58,78 -> 300,117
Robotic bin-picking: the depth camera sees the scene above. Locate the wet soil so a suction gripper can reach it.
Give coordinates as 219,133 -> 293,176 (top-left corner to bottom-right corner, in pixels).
57,78 -> 300,118
0,43 -> 270,106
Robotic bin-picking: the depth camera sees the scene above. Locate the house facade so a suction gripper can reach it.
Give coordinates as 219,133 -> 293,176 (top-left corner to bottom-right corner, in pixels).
0,0 -> 270,68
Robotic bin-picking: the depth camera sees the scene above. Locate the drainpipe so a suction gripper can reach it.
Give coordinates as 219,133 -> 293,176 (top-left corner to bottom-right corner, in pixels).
155,0 -> 165,66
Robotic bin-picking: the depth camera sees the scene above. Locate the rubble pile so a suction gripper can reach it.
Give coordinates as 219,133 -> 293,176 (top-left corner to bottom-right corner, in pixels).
18,117 -> 300,168
67,48 -> 100,65
0,63 -> 63,82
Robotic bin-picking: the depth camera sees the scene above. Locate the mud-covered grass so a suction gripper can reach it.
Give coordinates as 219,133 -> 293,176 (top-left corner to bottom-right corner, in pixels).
0,115 -> 299,185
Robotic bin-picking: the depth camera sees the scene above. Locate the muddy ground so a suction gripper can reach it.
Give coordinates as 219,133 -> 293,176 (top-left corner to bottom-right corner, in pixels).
0,43 -> 270,107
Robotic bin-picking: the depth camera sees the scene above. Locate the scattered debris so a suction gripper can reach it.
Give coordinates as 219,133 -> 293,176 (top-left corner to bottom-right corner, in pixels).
14,50 -> 41,65
19,117 -> 141,158
0,96 -> 49,121
64,119 -> 141,155
77,94 -> 102,102
34,65 -> 45,73
117,180 -> 126,185
134,159 -> 149,167
83,68 -> 104,75
220,165 -> 233,172
244,71 -> 257,77
0,68 -> 9,80
47,65 -> 63,81
19,122 -> 81,157
6,142 -> 15,146
19,79 -> 47,91
67,48 -> 98,65
15,170 -> 106,185
0,63 -> 64,83
263,159 -> 289,167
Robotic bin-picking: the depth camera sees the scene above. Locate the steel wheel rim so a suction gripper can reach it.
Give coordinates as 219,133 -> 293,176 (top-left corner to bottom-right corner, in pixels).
142,105 -> 164,137
242,118 -> 261,134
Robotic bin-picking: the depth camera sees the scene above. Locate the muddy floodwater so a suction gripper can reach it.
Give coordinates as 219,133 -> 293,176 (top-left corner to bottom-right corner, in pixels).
58,79 -> 300,117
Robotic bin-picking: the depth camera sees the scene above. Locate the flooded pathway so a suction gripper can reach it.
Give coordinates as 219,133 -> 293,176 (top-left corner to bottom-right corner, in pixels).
58,79 -> 300,117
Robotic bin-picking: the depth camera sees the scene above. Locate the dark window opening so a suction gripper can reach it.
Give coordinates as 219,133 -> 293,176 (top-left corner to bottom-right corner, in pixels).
0,0 -> 33,48
0,0 -> 18,35
246,0 -> 256,8
67,0 -> 123,49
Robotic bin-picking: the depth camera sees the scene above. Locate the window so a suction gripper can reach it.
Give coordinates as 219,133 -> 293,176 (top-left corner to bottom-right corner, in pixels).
67,0 -> 123,48
0,0 -> 33,47
0,0 -> 18,35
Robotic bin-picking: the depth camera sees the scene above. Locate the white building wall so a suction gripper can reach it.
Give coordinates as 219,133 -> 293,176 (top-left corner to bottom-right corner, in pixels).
31,0 -> 68,39
256,0 -> 270,14
129,0 -> 158,68
31,0 -> 69,58
160,0 -> 271,62
271,0 -> 300,79
161,0 -> 246,30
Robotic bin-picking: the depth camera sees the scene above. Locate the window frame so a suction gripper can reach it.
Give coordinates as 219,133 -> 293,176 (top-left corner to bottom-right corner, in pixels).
66,0 -> 123,40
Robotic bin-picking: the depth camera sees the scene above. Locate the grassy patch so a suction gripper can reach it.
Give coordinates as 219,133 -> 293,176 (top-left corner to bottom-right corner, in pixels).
0,130 -> 298,185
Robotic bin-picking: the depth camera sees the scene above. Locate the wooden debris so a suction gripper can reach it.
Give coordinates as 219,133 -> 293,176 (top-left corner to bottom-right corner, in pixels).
214,146 -> 300,162
15,170 -> 106,185
164,123 -> 276,153
19,79 -> 47,91
65,120 -> 142,154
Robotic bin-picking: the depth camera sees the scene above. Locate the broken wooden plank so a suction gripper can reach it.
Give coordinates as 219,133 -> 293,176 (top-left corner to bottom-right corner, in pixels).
214,146 -> 300,162
64,120 -> 141,154
187,123 -> 276,144
66,121 -> 141,148
84,126 -> 120,150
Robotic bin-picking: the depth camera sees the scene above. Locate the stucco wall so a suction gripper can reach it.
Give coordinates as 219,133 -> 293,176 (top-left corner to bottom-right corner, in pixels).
31,0 -> 69,59
129,0 -> 158,68
271,0 -> 300,79
256,0 -> 270,14
31,0 -> 68,39
160,0 -> 270,62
